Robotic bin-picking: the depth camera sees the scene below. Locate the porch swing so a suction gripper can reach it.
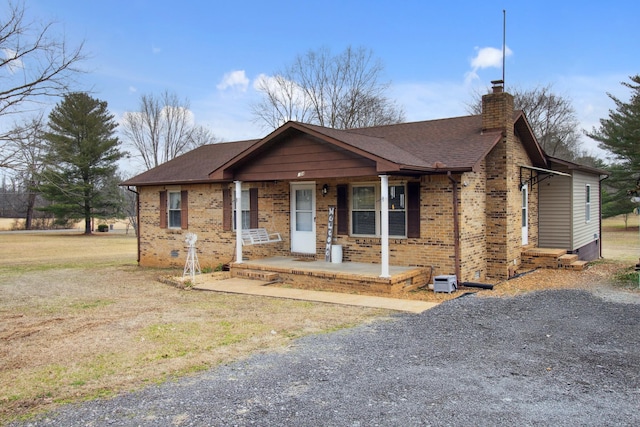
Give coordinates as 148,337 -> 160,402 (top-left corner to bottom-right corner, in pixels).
241,228 -> 282,245
239,192 -> 282,245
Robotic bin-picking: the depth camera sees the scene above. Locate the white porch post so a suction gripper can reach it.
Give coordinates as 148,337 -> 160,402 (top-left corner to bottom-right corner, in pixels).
234,180 -> 243,264
379,174 -> 390,278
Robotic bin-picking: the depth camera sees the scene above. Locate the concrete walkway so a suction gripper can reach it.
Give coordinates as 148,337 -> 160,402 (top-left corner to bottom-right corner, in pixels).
193,277 -> 438,313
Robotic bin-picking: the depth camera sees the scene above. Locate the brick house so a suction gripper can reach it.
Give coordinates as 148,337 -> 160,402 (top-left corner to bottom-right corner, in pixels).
122,83 -> 606,287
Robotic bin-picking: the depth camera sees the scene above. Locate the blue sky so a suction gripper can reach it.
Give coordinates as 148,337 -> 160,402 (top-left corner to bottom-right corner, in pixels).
25,0 -> 640,171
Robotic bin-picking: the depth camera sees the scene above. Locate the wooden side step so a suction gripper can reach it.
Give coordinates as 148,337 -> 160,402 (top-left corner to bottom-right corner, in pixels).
521,248 -> 567,269
232,269 -> 280,282
521,247 -> 590,271
558,254 -> 579,267
566,260 -> 589,271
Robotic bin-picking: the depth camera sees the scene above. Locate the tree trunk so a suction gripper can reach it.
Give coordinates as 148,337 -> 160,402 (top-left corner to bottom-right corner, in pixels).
25,190 -> 37,230
84,201 -> 92,235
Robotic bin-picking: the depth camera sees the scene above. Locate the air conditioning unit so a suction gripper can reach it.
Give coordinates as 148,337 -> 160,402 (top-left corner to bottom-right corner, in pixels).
433,275 -> 457,293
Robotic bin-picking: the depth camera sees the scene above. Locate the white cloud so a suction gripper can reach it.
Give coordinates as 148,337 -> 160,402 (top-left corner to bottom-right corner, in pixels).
217,70 -> 250,92
465,46 -> 513,84
152,45 -> 161,54
129,86 -> 137,93
2,48 -> 24,74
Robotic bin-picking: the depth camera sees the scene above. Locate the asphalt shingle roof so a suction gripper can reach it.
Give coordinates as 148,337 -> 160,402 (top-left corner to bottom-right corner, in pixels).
297,115 -> 501,170
122,115 -> 506,186
121,139 -> 258,186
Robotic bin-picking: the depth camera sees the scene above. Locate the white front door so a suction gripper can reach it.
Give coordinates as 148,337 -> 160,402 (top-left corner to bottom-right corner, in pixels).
521,185 -> 529,245
291,183 -> 316,254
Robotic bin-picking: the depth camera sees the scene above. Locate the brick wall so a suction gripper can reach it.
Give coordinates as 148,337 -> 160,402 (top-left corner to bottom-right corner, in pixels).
459,163 -> 488,282
138,181 -> 292,269
482,88 -> 539,280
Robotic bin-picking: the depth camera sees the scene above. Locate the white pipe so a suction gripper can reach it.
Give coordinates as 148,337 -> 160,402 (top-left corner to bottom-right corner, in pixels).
379,175 -> 390,278
234,180 -> 243,264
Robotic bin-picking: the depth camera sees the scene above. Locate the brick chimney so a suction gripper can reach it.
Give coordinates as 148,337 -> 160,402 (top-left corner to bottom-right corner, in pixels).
482,80 -> 520,281
482,80 -> 514,134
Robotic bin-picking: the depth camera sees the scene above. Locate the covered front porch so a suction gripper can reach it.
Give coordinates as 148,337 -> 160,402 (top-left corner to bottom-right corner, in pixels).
230,256 -> 432,295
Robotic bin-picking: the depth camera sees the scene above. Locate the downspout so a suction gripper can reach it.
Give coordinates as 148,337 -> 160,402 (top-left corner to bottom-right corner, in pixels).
599,175 -> 608,259
447,172 -> 461,281
126,186 -> 140,264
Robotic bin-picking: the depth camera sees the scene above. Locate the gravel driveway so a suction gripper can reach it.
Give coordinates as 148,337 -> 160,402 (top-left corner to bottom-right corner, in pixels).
13,289 -> 640,426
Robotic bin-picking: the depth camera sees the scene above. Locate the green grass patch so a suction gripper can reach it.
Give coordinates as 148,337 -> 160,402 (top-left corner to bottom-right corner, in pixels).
0,260 -> 137,277
69,299 -> 114,310
612,266 -> 640,288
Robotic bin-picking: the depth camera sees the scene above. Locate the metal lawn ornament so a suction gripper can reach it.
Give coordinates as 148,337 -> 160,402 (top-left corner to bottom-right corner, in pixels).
183,232 -> 201,285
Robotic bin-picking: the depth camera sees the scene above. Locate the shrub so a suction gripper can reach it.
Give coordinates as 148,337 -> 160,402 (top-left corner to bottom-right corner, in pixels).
97,224 -> 109,232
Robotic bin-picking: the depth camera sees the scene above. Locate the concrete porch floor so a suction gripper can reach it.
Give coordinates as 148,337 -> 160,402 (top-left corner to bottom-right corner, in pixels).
231,256 -> 432,295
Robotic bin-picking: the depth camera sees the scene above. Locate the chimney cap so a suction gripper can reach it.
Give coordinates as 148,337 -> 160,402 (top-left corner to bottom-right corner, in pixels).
491,79 -> 504,93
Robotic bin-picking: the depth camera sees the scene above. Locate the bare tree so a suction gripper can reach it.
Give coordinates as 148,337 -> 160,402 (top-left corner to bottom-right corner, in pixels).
252,46 -> 405,130
122,90 -> 217,170
467,84 -> 582,160
6,113 -> 47,228
0,0 -> 86,168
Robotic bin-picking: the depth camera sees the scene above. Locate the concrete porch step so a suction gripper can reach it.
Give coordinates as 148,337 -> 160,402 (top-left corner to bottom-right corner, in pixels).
231,269 -> 280,282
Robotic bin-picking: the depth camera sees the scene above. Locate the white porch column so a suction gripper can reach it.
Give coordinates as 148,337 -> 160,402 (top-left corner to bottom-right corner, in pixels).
234,180 -> 243,264
379,174 -> 390,278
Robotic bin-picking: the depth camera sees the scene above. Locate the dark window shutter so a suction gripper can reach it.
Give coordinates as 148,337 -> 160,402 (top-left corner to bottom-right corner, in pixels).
407,182 -> 420,238
249,188 -> 259,228
222,189 -> 231,231
159,191 -> 167,229
337,184 -> 348,235
180,190 -> 188,229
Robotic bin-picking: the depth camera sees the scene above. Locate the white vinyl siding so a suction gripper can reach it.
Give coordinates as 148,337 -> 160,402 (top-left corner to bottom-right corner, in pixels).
538,175 -> 572,248
573,172 -> 600,250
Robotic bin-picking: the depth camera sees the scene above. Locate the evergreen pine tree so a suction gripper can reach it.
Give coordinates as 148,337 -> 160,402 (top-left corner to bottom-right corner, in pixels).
587,75 -> 640,215
39,93 -> 123,234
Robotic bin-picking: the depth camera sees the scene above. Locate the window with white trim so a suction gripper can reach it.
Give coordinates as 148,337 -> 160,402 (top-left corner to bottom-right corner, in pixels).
585,184 -> 591,222
351,183 -> 406,237
168,191 -> 182,228
233,190 -> 251,230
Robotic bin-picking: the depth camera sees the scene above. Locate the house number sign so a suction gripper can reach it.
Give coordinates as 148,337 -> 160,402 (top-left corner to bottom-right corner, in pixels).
325,206 -> 335,261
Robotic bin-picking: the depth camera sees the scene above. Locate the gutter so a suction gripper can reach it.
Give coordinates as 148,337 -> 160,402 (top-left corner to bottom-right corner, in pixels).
447,171 -> 462,282
126,186 -> 140,264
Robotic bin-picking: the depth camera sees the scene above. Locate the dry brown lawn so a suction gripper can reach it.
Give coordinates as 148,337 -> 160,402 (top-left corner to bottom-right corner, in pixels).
0,231 -> 387,424
1,215 -> 638,424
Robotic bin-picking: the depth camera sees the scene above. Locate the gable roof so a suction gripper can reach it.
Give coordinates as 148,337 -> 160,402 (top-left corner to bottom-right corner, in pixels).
122,112 -> 546,186
208,116 -> 506,181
